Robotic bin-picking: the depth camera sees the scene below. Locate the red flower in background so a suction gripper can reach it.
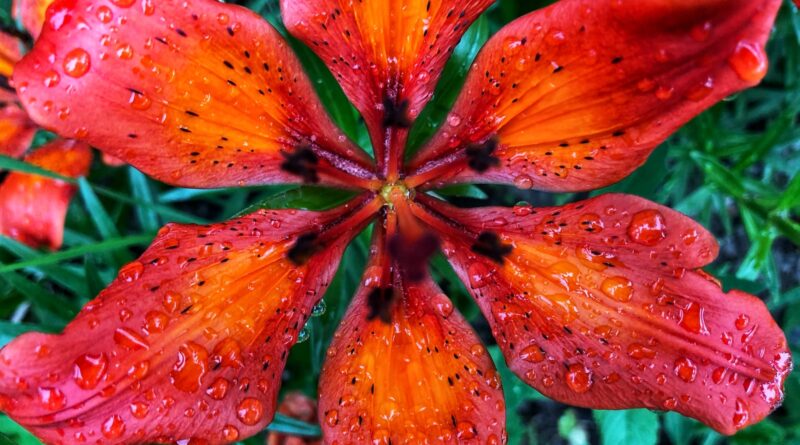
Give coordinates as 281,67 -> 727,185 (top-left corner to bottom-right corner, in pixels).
0,0 -> 792,444
0,0 -> 91,250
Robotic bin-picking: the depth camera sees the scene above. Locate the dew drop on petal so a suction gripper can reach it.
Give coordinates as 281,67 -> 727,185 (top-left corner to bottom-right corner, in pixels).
600,276 -> 633,302
674,357 -> 698,383
101,415 -> 126,439
565,364 -> 593,393
73,353 -> 108,390
729,41 -> 768,82
63,49 -> 91,78
627,210 -> 667,246
236,398 -> 264,425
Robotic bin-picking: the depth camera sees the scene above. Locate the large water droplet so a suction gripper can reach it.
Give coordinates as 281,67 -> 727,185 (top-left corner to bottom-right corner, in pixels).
679,302 -> 709,335
171,342 -> 209,393
600,276 -> 633,302
729,41 -> 767,82
565,364 -> 593,393
73,353 -> 108,390
237,398 -> 264,426
627,210 -> 667,246
101,415 -> 126,439
674,357 -> 697,383
63,49 -> 91,78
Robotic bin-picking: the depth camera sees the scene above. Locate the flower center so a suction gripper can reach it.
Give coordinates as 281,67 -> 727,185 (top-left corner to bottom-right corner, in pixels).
379,182 -> 414,206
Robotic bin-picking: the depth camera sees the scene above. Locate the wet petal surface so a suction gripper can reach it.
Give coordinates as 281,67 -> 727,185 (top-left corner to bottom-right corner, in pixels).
413,193 -> 791,434
14,0 -> 375,189
0,195 -> 379,444
408,0 -> 781,192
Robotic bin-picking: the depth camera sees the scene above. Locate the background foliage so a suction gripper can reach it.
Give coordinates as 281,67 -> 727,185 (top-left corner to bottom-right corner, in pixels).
1,0 -> 800,444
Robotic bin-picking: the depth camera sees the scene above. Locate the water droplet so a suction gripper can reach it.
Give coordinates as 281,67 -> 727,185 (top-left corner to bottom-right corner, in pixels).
729,41 -> 767,82
109,0 -> 136,7
325,409 -> 339,427
171,342 -> 209,393
206,377 -> 230,400
96,6 -> 113,23
433,293 -> 454,317
456,421 -> 477,440
674,357 -> 697,383
687,76 -> 714,101
114,327 -> 149,351
600,276 -> 633,302
237,398 -> 264,425
297,326 -> 310,343
735,314 -> 749,330
102,415 -> 125,439
513,174 -> 534,190
733,398 -> 749,428
311,300 -> 327,317
144,311 -> 169,334
129,401 -> 149,419
467,262 -> 491,289
520,344 -> 546,363
63,48 -> 91,78
73,353 -> 108,390
222,425 -> 239,441
43,70 -> 60,87
118,261 -> 144,282
38,387 -> 66,410
565,364 -> 593,393
627,343 -> 656,360
129,91 -> 152,110
627,210 -> 667,246
447,114 -> 462,127
679,302 -> 709,334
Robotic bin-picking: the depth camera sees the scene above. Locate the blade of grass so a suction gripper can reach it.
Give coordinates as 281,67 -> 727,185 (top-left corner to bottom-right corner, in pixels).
0,234 -> 153,274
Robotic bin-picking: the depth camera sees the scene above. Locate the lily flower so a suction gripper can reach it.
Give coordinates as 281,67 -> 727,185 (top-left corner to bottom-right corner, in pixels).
0,0 -> 792,443
0,1 -> 91,250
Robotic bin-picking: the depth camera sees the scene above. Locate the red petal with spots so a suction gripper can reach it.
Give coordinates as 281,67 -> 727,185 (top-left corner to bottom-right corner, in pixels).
13,0 -> 55,38
0,139 -> 90,250
281,0 -> 493,177
14,0 -> 376,189
412,194 -> 791,435
408,0 -> 781,192
319,223 -> 506,444
0,194 -> 380,444
0,89 -> 37,159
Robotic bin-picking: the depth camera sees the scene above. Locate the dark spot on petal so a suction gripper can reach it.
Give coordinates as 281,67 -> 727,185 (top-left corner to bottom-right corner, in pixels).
471,231 -> 513,264
280,146 -> 320,183
465,137 -> 501,173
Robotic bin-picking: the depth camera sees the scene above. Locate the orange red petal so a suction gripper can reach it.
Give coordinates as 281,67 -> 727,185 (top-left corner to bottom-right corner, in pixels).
408,0 -> 781,192
0,139 -> 91,250
0,195 -> 380,444
282,0 -> 493,176
14,0 -> 376,189
412,193 -> 791,435
318,216 -> 506,445
0,89 -> 37,159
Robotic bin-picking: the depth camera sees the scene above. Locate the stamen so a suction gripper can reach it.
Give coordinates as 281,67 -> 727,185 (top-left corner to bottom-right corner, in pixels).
465,138 -> 500,173
280,146 -> 320,183
471,231 -> 513,264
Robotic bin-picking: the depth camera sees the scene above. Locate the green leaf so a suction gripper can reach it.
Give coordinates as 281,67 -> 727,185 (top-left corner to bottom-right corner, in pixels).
265,413 -> 321,437
128,168 -> 161,233
593,409 -> 660,445
0,234 -> 153,274
0,415 -> 40,445
0,155 -> 73,182
0,321 -> 59,347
